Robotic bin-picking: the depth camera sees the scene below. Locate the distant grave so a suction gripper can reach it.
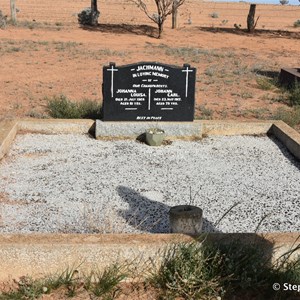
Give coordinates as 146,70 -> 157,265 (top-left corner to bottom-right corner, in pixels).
279,67 -> 300,87
102,62 -> 196,121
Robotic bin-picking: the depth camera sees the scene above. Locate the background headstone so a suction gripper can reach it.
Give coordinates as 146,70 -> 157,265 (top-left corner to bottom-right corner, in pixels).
279,67 -> 300,87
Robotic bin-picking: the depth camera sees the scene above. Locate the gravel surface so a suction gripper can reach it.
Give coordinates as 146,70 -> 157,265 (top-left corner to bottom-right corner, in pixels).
0,133 -> 299,233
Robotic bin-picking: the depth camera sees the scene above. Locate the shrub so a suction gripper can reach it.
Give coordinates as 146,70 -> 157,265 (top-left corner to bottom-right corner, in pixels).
196,104 -> 213,120
150,240 -> 274,299
47,95 -> 102,119
0,264 -> 125,299
151,240 -> 300,299
256,77 -> 275,91
272,106 -> 300,127
0,10 -> 7,29
288,82 -> 300,106
86,264 -> 127,298
78,7 -> 100,26
221,19 -> 228,25
276,81 -> 300,107
150,242 -> 225,299
294,19 -> 300,27
210,12 -> 219,18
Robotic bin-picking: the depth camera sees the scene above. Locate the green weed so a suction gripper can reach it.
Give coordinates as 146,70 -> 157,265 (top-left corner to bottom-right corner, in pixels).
0,266 -> 80,300
240,91 -> 253,99
10,47 -> 21,52
16,20 -> 40,30
210,12 -> 219,18
46,94 -> 102,119
204,67 -> 215,77
0,277 -> 44,299
150,239 -> 300,299
53,41 -> 79,51
1,242 -> 300,299
0,266 -> 83,299
89,264 -> 126,298
150,242 -> 224,299
240,108 -> 271,119
221,19 -> 228,25
26,110 -> 47,119
196,104 -> 214,120
294,19 -> 300,27
272,106 -> 300,128
256,77 -> 276,91
287,82 -> 300,106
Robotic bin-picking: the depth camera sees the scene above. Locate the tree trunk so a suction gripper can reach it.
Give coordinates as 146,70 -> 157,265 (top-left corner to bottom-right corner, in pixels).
172,1 -> 178,29
158,22 -> 163,38
91,0 -> 98,26
247,4 -> 256,33
10,0 -> 17,25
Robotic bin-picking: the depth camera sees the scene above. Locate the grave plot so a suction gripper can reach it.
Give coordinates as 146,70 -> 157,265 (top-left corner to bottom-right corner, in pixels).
0,133 -> 299,234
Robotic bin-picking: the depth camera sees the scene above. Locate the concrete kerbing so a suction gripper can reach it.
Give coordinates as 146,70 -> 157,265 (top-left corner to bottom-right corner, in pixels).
0,233 -> 299,281
0,120 -> 18,161
270,121 -> 300,160
202,120 -> 274,136
0,234 -> 192,281
95,120 -> 277,139
18,118 -> 95,134
95,120 -> 202,139
0,119 -> 95,161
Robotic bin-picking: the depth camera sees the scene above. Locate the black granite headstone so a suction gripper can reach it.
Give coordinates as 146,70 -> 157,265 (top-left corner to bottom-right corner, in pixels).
102,62 -> 196,121
279,67 -> 300,87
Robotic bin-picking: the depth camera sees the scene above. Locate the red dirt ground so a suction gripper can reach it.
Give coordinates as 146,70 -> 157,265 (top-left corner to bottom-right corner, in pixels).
0,1 -> 299,123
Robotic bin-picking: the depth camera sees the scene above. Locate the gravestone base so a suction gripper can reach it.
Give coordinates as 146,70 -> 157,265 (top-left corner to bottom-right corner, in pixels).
95,120 -> 202,139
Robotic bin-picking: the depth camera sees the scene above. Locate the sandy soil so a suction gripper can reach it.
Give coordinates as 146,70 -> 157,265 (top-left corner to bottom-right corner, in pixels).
0,1 -> 299,123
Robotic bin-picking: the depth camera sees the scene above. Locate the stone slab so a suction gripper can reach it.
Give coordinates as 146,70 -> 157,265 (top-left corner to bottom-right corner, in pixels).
0,233 -> 299,281
202,120 -> 274,136
0,120 -> 18,160
270,121 -> 300,161
95,120 -> 202,139
18,118 -> 94,134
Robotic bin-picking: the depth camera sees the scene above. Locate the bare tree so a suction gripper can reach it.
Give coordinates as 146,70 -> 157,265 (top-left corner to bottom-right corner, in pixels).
131,0 -> 186,38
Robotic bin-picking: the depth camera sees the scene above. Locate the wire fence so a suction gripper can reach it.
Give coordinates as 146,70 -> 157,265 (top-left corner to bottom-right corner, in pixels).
0,0 -> 299,30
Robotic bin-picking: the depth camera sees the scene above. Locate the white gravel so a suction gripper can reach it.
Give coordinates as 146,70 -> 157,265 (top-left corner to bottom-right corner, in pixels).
0,133 -> 299,234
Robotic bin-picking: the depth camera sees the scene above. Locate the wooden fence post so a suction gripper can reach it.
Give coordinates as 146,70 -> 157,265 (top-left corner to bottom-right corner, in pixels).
247,4 -> 256,33
91,0 -> 99,26
10,0 -> 17,25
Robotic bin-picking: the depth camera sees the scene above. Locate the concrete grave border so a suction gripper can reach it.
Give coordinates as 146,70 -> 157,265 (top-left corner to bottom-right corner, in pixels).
1,118 -> 300,160
0,118 -> 300,280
